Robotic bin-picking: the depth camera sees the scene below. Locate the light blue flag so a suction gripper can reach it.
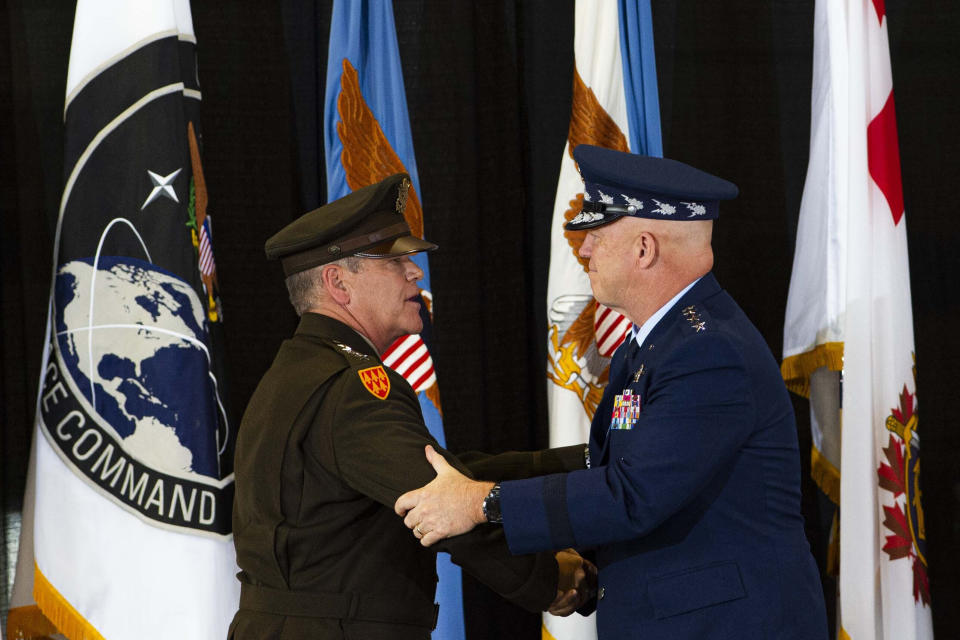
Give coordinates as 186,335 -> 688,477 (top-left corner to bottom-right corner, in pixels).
323,2 -> 464,639
619,0 -> 663,156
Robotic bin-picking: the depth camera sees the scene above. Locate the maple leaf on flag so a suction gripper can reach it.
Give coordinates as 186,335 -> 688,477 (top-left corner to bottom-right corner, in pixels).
891,385 -> 916,425
878,435 -> 905,497
882,503 -> 912,559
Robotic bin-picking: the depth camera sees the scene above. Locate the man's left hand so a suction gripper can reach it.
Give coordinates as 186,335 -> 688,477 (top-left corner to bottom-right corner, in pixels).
394,445 -> 493,546
549,549 -> 598,616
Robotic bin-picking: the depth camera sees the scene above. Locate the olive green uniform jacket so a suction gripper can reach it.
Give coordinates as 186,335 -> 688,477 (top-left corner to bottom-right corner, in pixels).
229,313 -> 584,639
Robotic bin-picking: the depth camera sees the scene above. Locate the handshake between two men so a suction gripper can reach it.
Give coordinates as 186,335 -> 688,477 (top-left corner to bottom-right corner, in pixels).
232,153 -> 829,639
395,445 -> 598,617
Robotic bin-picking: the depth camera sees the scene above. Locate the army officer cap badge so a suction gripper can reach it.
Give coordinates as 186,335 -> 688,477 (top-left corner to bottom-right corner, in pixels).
565,144 -> 739,230
265,173 -> 437,276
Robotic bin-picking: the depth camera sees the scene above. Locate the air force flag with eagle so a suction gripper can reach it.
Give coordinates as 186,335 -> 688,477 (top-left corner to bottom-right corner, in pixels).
544,2 -> 662,639
7,1 -> 239,638
323,1 -> 462,638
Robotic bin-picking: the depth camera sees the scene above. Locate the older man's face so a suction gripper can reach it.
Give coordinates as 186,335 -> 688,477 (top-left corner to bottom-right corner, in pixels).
578,219 -> 638,312
346,255 -> 425,351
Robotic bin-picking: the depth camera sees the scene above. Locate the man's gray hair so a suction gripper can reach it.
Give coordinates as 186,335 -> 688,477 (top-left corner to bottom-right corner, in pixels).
285,256 -> 364,316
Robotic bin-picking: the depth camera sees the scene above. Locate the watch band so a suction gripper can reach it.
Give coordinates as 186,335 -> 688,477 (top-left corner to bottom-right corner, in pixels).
481,483 -> 503,524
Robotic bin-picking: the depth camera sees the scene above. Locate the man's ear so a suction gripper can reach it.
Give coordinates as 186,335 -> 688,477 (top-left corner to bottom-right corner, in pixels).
321,264 -> 351,304
636,231 -> 658,269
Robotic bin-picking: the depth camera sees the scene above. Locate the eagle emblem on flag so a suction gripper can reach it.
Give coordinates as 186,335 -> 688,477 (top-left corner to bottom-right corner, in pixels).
545,67 -> 633,420
335,57 -> 442,412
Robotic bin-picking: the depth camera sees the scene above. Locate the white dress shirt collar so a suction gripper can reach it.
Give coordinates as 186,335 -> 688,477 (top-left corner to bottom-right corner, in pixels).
628,277 -> 701,348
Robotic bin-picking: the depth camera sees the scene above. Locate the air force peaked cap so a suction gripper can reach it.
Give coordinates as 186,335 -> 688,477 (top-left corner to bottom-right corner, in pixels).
565,145 -> 739,230
265,173 -> 437,276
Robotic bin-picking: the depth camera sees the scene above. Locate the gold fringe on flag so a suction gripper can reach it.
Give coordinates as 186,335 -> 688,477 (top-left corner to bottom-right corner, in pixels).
811,445 -> 841,505
780,342 -> 844,397
541,624 -> 559,640
826,509 -> 840,577
5,604 -> 57,640
31,563 -> 106,640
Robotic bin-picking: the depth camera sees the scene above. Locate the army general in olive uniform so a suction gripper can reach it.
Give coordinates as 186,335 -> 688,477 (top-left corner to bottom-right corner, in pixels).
228,175 -> 593,640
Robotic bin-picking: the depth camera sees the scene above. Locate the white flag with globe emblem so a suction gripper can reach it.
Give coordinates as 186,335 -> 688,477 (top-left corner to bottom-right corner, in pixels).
544,1 -> 661,639
6,1 -> 239,638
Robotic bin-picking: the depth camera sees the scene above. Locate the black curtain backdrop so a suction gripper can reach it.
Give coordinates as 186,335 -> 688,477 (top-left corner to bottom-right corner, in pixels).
2,1 -> 958,638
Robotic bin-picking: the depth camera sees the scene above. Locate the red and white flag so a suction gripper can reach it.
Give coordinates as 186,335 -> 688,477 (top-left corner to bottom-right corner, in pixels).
382,331 -> 437,393
782,1 -> 932,637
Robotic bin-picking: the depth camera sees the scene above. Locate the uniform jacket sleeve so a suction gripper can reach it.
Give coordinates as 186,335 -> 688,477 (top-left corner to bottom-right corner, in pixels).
318,367 -> 558,612
457,445 -> 587,481
500,331 -> 756,554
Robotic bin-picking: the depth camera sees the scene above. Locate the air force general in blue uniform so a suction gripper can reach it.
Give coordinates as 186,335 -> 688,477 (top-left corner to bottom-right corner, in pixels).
397,145 -> 828,639
499,146 -> 828,638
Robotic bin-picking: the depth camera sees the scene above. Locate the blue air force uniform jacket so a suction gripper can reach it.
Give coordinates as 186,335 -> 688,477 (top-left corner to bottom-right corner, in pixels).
501,273 -> 828,639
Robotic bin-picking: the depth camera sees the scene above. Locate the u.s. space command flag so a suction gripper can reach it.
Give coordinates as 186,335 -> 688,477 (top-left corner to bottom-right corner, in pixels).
544,1 -> 661,639
7,1 -> 239,638
782,1 -> 933,638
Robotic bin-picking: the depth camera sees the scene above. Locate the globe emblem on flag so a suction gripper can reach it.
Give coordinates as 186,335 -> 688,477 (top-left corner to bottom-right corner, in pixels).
54,255 -> 224,480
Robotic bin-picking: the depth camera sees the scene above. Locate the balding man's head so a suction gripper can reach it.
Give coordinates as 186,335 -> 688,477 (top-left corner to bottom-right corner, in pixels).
632,218 -> 713,262
562,145 -> 737,324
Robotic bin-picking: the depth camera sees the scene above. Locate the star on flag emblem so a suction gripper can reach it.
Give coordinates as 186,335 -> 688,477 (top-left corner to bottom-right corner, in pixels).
141,168 -> 182,209
358,365 -> 391,400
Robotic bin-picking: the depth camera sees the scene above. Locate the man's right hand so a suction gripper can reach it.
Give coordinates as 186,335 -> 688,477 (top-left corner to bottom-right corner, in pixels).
548,549 -> 598,616
394,445 -> 492,546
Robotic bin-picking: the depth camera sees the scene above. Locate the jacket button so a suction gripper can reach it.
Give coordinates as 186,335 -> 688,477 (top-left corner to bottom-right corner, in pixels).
598,586 -> 605,600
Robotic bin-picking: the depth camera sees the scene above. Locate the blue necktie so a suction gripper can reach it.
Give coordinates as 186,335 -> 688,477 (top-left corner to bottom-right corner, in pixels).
609,338 -> 641,391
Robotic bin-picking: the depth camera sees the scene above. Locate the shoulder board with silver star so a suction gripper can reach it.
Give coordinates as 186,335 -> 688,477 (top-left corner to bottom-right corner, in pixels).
330,340 -> 373,362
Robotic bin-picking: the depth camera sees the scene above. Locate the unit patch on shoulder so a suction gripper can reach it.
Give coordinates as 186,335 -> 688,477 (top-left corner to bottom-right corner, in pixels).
358,365 -> 390,400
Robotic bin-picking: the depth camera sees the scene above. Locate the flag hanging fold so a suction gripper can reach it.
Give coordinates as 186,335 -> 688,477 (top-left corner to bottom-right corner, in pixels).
544,2 -> 661,639
322,2 -> 462,638
7,1 -> 239,638
782,1 -> 932,638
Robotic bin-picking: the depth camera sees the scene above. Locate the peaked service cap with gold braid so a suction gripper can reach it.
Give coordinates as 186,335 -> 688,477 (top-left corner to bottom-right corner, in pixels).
265,173 -> 437,276
565,145 -> 739,230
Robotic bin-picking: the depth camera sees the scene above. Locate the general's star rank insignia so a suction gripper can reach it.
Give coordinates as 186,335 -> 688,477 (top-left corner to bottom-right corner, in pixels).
682,305 -> 707,332
332,340 -> 371,361
359,365 -> 391,399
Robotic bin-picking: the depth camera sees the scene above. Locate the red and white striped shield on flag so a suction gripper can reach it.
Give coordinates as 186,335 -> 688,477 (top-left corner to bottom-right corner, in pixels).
382,333 -> 437,393
594,303 -> 631,358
